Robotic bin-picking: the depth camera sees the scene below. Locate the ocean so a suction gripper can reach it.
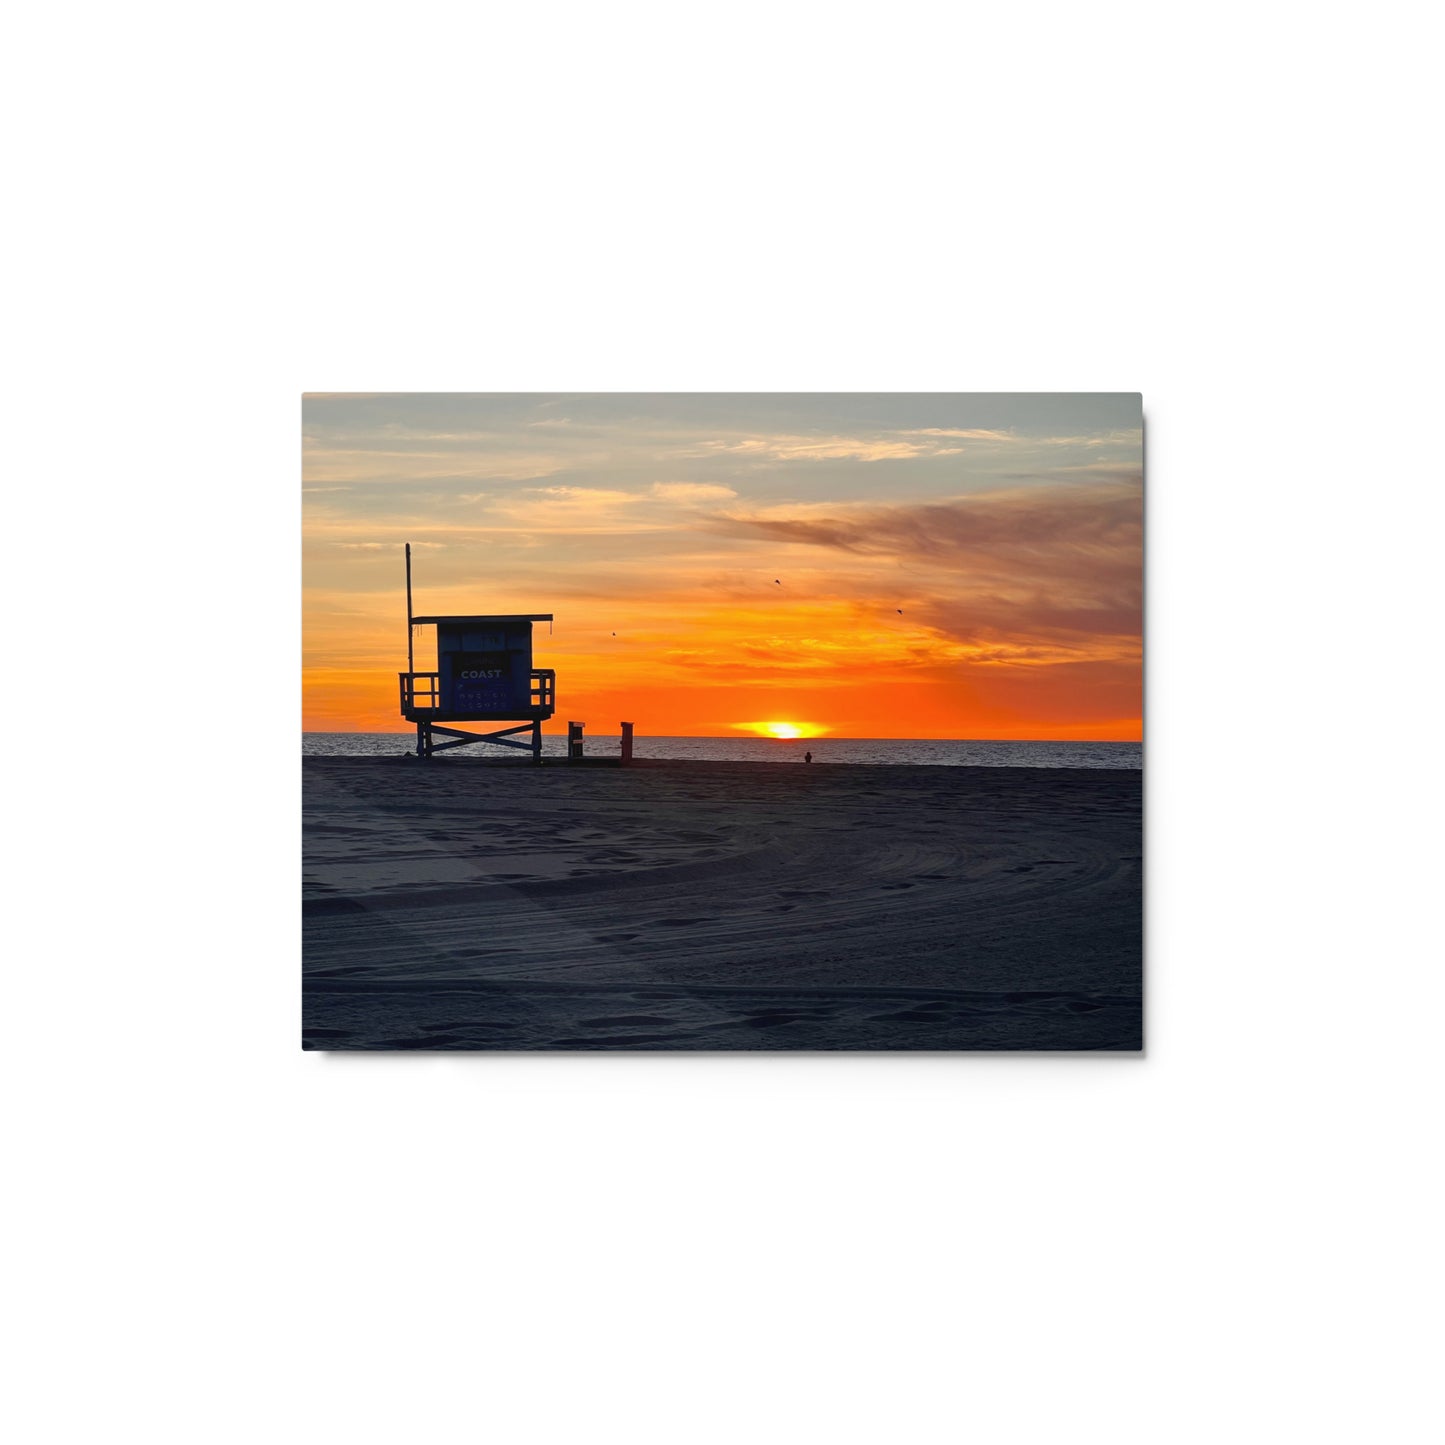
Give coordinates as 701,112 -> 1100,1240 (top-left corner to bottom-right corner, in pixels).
303,732 -> 1140,768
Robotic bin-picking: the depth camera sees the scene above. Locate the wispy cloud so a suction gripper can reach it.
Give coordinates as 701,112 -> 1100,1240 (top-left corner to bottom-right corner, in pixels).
901,427 -> 1013,441
683,435 -> 931,462
375,426 -> 501,442
711,480 -> 1140,558
485,484 -> 662,534
705,483 -> 1141,657
651,481 -> 738,502
302,448 -> 564,486
529,486 -> 645,508
675,426 -> 1053,462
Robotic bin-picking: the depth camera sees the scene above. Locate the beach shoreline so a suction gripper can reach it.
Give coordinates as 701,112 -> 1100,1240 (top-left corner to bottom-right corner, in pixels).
303,756 -> 1142,1050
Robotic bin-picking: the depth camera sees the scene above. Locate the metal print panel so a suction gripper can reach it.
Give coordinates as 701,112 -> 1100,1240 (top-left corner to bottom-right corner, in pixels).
302,393 -> 1143,1050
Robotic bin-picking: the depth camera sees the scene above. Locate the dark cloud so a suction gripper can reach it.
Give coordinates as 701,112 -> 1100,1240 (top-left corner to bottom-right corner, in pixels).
709,482 -> 1139,562
708,484 -> 1142,654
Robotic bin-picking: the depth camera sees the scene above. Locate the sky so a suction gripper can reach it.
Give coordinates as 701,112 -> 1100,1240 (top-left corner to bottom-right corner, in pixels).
302,394 -> 1142,739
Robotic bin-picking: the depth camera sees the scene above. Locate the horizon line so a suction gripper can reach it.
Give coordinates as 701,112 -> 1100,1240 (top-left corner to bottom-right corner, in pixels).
301,729 -> 1141,743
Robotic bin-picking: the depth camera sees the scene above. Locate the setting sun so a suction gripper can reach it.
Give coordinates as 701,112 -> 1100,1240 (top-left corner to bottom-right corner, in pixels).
734,721 -> 829,740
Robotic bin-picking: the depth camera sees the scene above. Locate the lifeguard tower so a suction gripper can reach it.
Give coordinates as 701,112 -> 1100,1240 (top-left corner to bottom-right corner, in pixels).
398,544 -> 556,760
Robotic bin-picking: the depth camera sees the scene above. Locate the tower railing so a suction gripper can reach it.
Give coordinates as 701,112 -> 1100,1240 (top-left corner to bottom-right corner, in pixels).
399,669 -> 556,714
399,672 -> 440,712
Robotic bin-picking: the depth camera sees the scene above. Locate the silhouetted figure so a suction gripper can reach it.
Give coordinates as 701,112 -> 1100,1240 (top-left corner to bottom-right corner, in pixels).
804,751 -> 813,764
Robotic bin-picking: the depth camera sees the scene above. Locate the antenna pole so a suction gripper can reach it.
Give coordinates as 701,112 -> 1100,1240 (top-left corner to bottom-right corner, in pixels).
405,542 -> 414,674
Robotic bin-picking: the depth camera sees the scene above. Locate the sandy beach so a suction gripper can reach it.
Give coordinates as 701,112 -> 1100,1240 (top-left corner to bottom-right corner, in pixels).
303,756 -> 1142,1050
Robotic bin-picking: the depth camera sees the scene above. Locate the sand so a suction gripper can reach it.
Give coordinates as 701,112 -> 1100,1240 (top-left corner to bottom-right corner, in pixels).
303,756 -> 1142,1050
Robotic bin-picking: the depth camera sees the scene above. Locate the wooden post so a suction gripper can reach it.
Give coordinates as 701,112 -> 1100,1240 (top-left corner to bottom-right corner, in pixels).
620,721 -> 633,764
567,721 -> 584,760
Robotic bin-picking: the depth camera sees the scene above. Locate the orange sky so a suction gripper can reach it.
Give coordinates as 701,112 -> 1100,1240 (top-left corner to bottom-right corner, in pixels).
303,394 -> 1142,740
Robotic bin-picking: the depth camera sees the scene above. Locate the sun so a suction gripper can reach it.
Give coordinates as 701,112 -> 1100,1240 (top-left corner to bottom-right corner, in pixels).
732,721 -> 829,740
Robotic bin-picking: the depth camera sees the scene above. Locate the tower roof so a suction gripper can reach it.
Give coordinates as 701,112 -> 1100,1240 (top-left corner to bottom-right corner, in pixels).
410,614 -> 553,626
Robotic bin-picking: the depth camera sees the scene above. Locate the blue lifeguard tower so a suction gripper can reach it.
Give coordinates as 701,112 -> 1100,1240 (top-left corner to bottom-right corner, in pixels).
398,544 -> 556,760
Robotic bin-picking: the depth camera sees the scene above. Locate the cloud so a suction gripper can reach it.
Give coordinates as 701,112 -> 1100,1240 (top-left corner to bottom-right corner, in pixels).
483,484 -> 663,534
1000,464 -> 1143,485
651,481 -> 738,503
1034,430 -> 1141,448
712,481 -> 1140,559
375,426 -> 501,442
675,425 -> 1073,462
901,428 -> 1014,441
685,435 -> 931,462
706,482 -> 1142,655
528,486 -> 645,508
302,448 -> 563,485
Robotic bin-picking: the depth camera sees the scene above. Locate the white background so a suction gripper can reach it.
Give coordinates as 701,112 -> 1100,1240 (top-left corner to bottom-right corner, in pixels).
5,3 -> 1440,1442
